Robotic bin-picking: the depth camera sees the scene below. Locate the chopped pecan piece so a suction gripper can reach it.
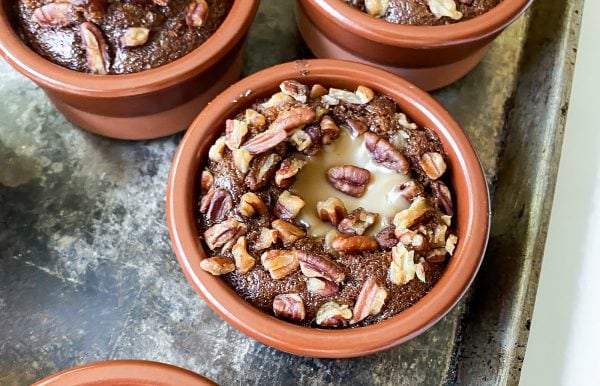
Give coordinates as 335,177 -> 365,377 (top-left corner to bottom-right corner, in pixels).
80,22 -> 110,75
208,137 -> 226,162
289,129 -> 312,151
297,251 -> 345,283
426,248 -> 447,263
365,0 -> 390,17
275,158 -> 307,187
245,109 -> 266,128
261,250 -> 300,279
272,219 -> 305,246
393,197 -> 431,233
427,0 -> 463,20
317,197 -> 347,226
273,191 -> 305,220
120,27 -> 149,47
445,234 -> 458,255
71,0 -> 107,21
245,153 -> 282,190
32,2 -> 73,27
200,170 -> 213,195
241,128 -> 287,155
327,165 -> 371,198
279,80 -> 309,103
151,0 -> 170,5
346,119 -> 368,137
355,85 -> 375,103
204,218 -> 247,250
200,188 -> 233,222
261,92 -> 294,109
432,224 -> 448,247
331,235 -> 379,253
375,226 -> 398,250
350,277 -> 388,324
396,180 -> 424,202
337,208 -> 378,236
238,192 -> 267,217
306,277 -> 339,296
323,88 -> 364,105
316,302 -> 352,327
186,0 -> 209,27
200,256 -> 235,275
232,148 -> 253,175
364,132 -> 410,174
254,227 -> 278,251
320,116 -> 340,145
270,106 -> 316,133
420,152 -> 447,180
323,229 -> 340,253
389,244 -> 426,285
273,294 -> 305,321
431,181 -> 453,215
397,229 -> 430,253
309,84 -> 328,99
232,237 -> 255,274
225,119 -> 249,150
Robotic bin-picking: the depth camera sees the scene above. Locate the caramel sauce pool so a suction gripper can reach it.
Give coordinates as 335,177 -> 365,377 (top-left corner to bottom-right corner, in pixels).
291,130 -> 411,237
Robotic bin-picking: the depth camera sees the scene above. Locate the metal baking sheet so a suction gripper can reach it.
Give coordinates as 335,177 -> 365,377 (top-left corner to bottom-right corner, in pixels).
0,0 -> 581,384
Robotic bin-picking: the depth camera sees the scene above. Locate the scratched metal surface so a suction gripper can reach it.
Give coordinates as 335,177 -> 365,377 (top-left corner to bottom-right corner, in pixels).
0,0 -> 581,385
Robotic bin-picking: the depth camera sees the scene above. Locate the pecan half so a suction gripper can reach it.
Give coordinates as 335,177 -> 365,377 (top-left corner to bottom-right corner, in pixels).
307,277 -> 339,296
272,219 -> 305,246
238,192 -> 267,217
261,250 -> 300,279
200,256 -> 235,275
337,208 -> 378,236
273,294 -> 306,321
393,197 -> 431,233
254,227 -> 278,251
204,218 -> 247,250
320,116 -> 340,145
331,235 -> 379,253
232,237 -> 255,274
375,226 -> 398,250
200,170 -> 213,195
273,191 -> 305,220
241,128 -> 287,155
275,158 -> 307,188
316,197 -> 347,226
279,80 -> 309,103
120,27 -> 149,47
327,165 -> 371,198
365,0 -> 389,17
80,22 -> 110,74
297,251 -> 345,283
350,277 -> 388,324
225,119 -> 249,150
200,188 -> 232,222
431,180 -> 453,215
270,106 -> 316,133
186,0 -> 209,27
364,132 -> 410,174
420,152 -> 447,180
316,302 -> 352,327
245,153 -> 282,190
32,2 -> 73,27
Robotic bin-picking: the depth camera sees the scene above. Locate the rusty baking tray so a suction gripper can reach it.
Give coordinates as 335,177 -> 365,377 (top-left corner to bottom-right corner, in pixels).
0,0 -> 582,384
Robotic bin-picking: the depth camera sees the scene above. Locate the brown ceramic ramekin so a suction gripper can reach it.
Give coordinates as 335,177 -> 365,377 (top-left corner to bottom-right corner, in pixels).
167,59 -> 490,358
295,0 -> 532,91
33,360 -> 216,386
0,1 -> 259,140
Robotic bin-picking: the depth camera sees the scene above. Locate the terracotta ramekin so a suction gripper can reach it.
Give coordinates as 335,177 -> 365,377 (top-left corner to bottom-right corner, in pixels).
167,59 -> 490,358
33,360 -> 216,386
295,0 -> 532,91
0,0 -> 259,140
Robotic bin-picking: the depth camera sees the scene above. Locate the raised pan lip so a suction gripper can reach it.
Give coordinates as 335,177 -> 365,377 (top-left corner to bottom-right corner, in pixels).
166,59 -> 491,358
309,0 -> 533,48
0,0 -> 259,97
32,360 -> 216,386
